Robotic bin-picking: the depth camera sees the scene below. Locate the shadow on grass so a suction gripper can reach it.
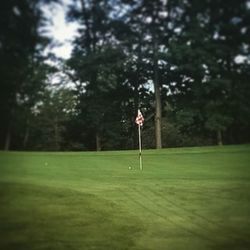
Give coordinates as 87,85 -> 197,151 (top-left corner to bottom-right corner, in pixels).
212,238 -> 250,250
0,182 -> 143,250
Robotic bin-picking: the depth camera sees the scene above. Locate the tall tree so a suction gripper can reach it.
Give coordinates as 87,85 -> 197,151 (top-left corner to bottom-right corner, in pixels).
0,0 -> 57,150
119,0 -> 173,148
166,0 -> 250,145
67,0 -> 130,150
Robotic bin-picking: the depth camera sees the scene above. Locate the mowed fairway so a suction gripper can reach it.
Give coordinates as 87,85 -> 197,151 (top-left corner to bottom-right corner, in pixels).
0,145 -> 250,250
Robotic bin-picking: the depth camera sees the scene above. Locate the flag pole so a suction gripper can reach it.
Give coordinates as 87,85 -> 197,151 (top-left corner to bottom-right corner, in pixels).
135,109 -> 144,170
138,124 -> 143,170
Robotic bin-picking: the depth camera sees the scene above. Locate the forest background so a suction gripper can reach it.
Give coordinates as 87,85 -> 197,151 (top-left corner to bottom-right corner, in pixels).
1,0 -> 250,151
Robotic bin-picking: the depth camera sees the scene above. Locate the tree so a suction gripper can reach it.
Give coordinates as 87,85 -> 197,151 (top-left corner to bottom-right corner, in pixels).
122,0 -> 169,149
26,87 -> 76,150
0,0 -> 58,150
67,0 -> 136,150
166,0 -> 250,145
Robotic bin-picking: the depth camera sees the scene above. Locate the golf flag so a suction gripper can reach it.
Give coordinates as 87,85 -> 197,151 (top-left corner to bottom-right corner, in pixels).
135,109 -> 144,170
135,109 -> 144,126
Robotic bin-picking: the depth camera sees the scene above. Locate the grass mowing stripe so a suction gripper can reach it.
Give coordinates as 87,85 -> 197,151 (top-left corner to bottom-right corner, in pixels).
141,187 -> 217,229
146,187 -> 223,228
144,187 -> 249,243
123,186 -> 217,242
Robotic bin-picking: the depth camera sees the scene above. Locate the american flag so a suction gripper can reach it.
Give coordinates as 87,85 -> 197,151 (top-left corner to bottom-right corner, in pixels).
135,109 -> 144,126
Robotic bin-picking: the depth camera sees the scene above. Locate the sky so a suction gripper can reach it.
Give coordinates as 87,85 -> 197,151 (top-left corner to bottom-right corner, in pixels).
40,0 -> 81,87
42,0 -> 79,59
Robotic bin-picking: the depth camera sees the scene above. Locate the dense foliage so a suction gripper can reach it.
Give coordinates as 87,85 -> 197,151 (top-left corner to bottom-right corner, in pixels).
0,0 -> 58,150
1,0 -> 250,151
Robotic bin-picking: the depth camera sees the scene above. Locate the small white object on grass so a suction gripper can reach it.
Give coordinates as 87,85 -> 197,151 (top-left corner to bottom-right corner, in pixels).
128,166 -> 132,170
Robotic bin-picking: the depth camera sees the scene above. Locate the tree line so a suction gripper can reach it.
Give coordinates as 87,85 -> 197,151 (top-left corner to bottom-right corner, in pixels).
1,0 -> 250,151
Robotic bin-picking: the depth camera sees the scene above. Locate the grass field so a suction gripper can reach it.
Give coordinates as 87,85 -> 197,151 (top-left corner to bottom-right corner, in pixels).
0,145 -> 250,250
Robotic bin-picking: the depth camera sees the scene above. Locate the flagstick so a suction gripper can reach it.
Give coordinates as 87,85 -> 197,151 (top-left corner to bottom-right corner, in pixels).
138,124 -> 143,170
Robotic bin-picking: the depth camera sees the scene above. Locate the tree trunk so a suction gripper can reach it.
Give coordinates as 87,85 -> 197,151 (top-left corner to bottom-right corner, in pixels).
4,123 -> 11,151
54,116 -> 60,151
22,118 -> 30,149
217,130 -> 223,146
153,39 -> 162,149
23,125 -> 29,149
96,132 -> 101,151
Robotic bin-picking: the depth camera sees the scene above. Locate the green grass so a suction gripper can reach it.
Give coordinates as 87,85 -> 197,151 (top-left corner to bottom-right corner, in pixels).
0,145 -> 250,250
